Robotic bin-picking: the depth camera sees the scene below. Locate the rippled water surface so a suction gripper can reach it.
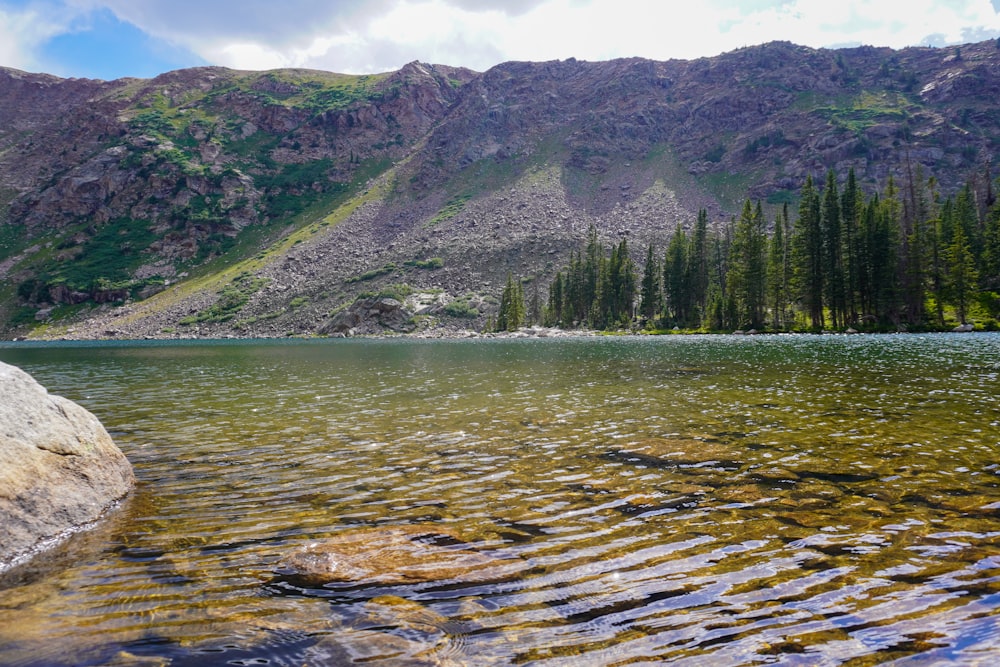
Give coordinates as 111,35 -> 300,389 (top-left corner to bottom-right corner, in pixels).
1,334 -> 999,665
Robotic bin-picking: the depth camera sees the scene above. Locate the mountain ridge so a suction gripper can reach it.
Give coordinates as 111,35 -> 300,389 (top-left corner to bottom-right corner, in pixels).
1,39 -> 998,338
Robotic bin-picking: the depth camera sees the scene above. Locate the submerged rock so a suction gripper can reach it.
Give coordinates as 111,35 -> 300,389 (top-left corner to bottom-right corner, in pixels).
619,437 -> 742,466
0,361 -> 135,569
278,524 -> 521,586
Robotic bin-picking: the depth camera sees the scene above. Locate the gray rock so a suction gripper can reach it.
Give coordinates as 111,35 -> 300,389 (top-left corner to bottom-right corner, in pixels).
0,361 -> 135,569
319,296 -> 415,336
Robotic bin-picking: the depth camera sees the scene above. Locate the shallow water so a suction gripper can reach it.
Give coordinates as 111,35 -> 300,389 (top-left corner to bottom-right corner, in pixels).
0,334 -> 998,665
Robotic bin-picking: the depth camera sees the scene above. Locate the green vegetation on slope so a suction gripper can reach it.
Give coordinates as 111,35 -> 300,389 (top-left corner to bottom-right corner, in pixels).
16,218 -> 161,300
179,271 -> 269,326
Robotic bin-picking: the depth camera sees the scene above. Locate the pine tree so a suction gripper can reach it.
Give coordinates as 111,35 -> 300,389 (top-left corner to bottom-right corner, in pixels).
664,224 -> 690,326
496,275 -> 511,332
926,204 -> 947,327
766,205 -> 791,329
564,251 -> 588,326
639,243 -> 661,324
691,209 -> 710,320
945,221 -> 978,324
983,196 -> 1000,291
707,286 -> 725,331
526,278 -> 541,327
873,183 -> 902,327
545,272 -> 564,326
583,225 -> 602,321
615,238 -> 637,327
496,272 -> 525,331
792,175 -> 824,329
841,168 -> 863,325
954,184 -> 981,263
857,197 -> 878,322
707,229 -> 731,329
900,165 -> 931,326
822,170 -> 846,328
593,238 -> 635,329
542,169 -> 997,334
727,200 -> 767,329
514,280 -> 526,329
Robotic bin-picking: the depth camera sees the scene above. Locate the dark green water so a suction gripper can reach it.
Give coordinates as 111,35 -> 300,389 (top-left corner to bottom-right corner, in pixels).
0,334 -> 998,665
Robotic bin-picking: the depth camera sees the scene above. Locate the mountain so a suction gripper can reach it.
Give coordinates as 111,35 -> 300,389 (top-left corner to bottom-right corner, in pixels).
1,40 -> 998,338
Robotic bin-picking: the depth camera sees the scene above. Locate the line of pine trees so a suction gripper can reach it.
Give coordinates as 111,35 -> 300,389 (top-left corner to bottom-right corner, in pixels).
530,167 -> 1000,332
542,227 -> 638,330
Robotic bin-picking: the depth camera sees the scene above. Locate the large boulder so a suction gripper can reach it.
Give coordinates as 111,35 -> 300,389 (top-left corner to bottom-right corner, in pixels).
319,296 -> 416,336
0,361 -> 135,569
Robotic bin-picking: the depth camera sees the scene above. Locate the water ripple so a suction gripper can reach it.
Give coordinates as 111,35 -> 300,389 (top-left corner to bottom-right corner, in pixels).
0,335 -> 999,665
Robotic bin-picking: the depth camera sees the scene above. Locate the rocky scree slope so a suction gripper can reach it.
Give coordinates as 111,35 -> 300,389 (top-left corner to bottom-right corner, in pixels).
1,40 -> 998,338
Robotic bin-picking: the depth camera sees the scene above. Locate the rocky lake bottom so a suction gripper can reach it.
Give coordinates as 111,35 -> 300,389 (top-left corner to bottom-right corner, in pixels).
0,334 -> 998,665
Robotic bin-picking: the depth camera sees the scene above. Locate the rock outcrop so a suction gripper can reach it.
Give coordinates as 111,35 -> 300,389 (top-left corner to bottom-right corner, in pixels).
320,296 -> 416,336
0,361 -> 135,569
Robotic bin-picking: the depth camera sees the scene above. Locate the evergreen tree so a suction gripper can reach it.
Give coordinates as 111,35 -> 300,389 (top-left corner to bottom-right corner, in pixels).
767,204 -> 791,329
953,184 -> 981,264
614,238 -> 637,326
945,221 -> 978,324
526,278 -> 542,326
707,228 -> 731,329
515,280 -> 526,328
857,196 -> 877,322
496,273 -> 525,331
639,243 -> 661,323
594,247 -> 613,329
900,166 -> 931,326
822,170 -> 847,328
706,286 -> 725,331
664,224 -> 690,326
873,184 -> 903,326
496,274 -> 512,331
542,170 -> 998,334
792,175 -> 824,329
595,238 -> 636,329
583,225 -> 602,320
545,272 -> 564,327
983,196 -> 1000,291
727,199 -> 767,329
841,168 -> 863,325
564,251 -> 587,325
926,206 -> 947,327
691,209 -> 710,319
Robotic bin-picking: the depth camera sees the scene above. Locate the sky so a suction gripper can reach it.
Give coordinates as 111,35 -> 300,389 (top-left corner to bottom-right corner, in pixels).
2,0 -> 1000,80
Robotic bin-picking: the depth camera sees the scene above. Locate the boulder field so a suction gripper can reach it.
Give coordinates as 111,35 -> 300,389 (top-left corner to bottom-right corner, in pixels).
0,361 -> 135,569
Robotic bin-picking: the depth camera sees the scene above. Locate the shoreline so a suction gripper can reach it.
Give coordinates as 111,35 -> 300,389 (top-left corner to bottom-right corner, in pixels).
5,324 -> 989,344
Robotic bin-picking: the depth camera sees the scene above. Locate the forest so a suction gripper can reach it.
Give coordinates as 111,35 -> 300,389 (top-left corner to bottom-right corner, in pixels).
495,167 -> 1000,333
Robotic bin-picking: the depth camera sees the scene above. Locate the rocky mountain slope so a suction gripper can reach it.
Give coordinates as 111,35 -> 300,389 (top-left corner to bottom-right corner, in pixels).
1,40 -> 998,338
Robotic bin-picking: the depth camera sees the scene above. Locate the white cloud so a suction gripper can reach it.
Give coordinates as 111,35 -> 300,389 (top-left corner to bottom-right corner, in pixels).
3,0 -> 1000,78
0,2 -> 79,72
69,0 -> 368,45
211,42 -> 290,72
715,0 -> 1000,51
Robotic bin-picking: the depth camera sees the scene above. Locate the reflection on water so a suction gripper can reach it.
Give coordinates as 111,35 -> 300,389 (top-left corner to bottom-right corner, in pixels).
0,334 -> 998,665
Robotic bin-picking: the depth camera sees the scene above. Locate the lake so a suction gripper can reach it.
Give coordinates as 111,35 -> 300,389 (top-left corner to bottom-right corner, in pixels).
0,334 -> 998,665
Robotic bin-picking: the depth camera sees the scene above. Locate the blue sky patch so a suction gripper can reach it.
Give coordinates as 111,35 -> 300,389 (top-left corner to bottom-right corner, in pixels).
37,7 -> 203,80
